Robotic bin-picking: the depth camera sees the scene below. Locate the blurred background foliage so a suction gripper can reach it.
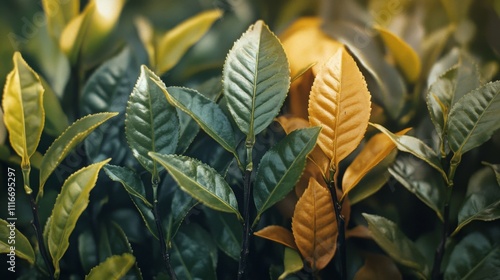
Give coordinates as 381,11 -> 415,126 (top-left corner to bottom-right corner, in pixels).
1,0 -> 500,279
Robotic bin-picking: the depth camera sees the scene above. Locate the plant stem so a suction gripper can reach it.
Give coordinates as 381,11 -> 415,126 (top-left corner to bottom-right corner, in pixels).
431,203 -> 449,280
328,180 -> 346,280
237,169 -> 253,280
152,178 -> 177,280
22,167 -> 54,279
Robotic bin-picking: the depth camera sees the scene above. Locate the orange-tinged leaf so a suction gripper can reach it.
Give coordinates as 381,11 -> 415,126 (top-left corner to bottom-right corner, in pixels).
254,225 -> 297,250
295,157 -> 326,197
354,252 -> 402,280
276,115 -> 309,135
346,225 -> 372,240
308,47 -> 372,174
375,25 -> 421,83
289,68 -> 315,119
342,128 -> 411,199
292,178 -> 337,271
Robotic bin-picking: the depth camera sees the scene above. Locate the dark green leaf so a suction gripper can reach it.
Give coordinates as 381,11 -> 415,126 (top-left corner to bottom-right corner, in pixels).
363,213 -> 429,278
453,167 -> 500,236
447,81 -> 500,157
204,208 -> 242,261
163,86 -> 240,164
78,229 -> 98,273
103,165 -> 158,239
167,186 -> 198,243
81,48 -> 141,167
483,162 -> 500,186
39,113 -> 118,199
149,153 -> 242,220
223,20 -> 290,138
371,123 -> 447,181
253,127 -> 320,224
126,66 -> 179,174
389,156 -> 446,221
445,229 -> 500,280
171,224 -> 218,280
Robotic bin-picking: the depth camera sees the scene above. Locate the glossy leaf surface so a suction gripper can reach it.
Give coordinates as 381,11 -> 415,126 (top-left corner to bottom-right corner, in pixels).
223,20 -> 290,138
149,153 -> 241,220
126,66 -> 179,174
156,9 -> 222,74
308,48 -> 371,171
342,129 -> 410,199
371,123 -> 446,180
292,178 -> 337,271
447,81 -> 500,156
85,253 -> 135,280
2,52 -> 45,167
363,213 -> 428,278
375,26 -> 421,83
254,127 -> 320,223
163,86 -> 238,160
48,159 -> 110,277
40,113 -> 117,197
0,218 -> 35,265
254,225 -> 297,250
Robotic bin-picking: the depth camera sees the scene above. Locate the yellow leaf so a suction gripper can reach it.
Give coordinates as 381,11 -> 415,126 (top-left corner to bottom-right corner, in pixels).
156,9 -> 222,75
2,52 -> 45,168
342,128 -> 411,199
254,225 -> 297,250
59,1 -> 94,64
354,253 -> 402,280
134,16 -> 155,69
292,178 -> 337,271
308,47 -> 372,176
276,115 -> 309,135
43,0 -> 79,39
375,26 -> 421,83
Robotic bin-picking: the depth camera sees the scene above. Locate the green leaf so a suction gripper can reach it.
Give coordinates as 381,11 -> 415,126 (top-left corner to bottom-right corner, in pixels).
445,229 -> 500,280
279,248 -> 303,280
149,153 -> 241,220
363,213 -> 429,278
48,159 -> 110,278
85,253 -> 135,280
452,167 -> 500,236
40,76 -> 69,137
0,218 -> 35,265
389,156 -> 446,221
2,52 -> 45,168
204,208 -> 242,261
42,0 -> 79,38
78,229 -> 98,273
167,185 -> 198,243
371,123 -> 447,182
81,47 -> 140,167
39,113 -> 118,199
126,66 -> 179,175
447,81 -> 500,157
156,9 -> 222,75
163,86 -> 240,164
170,224 -> 218,280
103,165 -> 158,239
253,127 -> 320,224
223,20 -> 290,138
483,162 -> 500,186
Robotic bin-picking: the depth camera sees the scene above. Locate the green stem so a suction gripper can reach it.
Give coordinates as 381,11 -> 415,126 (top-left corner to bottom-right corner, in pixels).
237,168 -> 253,280
152,178 -> 177,280
23,167 -> 54,279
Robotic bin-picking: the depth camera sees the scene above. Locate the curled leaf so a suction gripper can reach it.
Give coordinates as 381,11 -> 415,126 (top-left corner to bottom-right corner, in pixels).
254,225 -> 297,250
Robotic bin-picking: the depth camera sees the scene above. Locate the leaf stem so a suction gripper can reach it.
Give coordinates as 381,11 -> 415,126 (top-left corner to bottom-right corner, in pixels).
152,179 -> 177,280
328,179 -> 346,280
237,169 -> 253,280
22,167 -> 54,279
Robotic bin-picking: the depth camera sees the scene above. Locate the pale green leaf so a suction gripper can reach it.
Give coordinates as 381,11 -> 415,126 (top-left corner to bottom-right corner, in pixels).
370,123 -> 447,181
363,213 -> 429,278
39,113 -> 118,198
279,248 -> 303,280
149,153 -> 241,220
0,218 -> 35,265
447,81 -> 500,157
156,9 -> 222,74
48,159 -> 110,278
445,229 -> 500,280
253,127 -> 320,224
2,52 -> 45,167
126,66 -> 179,175
42,0 -> 79,39
85,253 -> 135,280
453,167 -> 500,236
223,20 -> 290,138
162,86 -> 240,164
